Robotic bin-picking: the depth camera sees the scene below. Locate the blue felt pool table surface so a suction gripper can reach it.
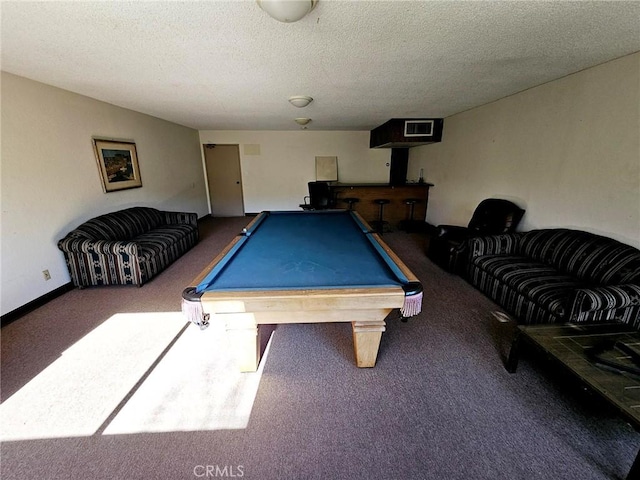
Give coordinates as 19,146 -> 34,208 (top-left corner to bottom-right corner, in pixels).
195,210 -> 411,293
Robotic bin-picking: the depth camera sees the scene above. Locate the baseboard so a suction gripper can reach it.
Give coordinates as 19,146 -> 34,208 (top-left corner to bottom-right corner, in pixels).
1,282 -> 74,328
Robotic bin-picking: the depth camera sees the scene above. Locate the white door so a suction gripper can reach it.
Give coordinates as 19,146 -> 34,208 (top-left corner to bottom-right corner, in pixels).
203,144 -> 245,217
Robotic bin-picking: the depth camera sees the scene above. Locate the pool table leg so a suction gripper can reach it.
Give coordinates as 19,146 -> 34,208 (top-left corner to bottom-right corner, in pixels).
352,320 -> 387,367
223,313 -> 260,373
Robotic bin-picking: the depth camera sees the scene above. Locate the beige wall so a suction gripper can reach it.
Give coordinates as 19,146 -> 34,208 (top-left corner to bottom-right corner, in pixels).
4,52 -> 638,315
198,130 -> 390,213
1,73 -> 209,315
409,52 -> 640,248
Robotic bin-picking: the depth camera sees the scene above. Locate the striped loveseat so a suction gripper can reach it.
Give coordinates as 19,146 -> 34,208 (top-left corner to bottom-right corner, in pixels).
58,207 -> 198,288
467,229 -> 640,329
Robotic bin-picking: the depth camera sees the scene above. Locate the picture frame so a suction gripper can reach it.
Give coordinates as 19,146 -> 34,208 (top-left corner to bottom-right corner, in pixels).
93,139 -> 142,192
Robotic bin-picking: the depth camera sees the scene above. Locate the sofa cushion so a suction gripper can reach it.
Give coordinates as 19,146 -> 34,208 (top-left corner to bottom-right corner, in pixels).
119,207 -> 164,234
134,224 -> 196,261
586,243 -> 640,286
472,254 -> 583,318
518,229 -> 640,286
518,230 -> 583,271
519,230 -> 559,261
72,207 -> 164,241
471,254 -> 557,278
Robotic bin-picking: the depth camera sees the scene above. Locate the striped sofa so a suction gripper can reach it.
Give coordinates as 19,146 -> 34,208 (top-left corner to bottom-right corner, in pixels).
58,207 -> 199,288
467,229 -> 640,329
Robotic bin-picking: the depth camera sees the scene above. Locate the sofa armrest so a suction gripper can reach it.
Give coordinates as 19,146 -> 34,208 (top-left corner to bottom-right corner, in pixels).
468,232 -> 522,258
58,237 -> 138,255
163,211 -> 198,227
569,284 -> 640,319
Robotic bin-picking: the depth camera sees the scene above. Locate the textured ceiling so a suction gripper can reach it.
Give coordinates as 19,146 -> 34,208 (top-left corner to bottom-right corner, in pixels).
2,1 -> 639,131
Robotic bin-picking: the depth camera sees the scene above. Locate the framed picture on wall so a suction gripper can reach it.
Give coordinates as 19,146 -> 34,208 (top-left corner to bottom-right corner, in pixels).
93,139 -> 142,192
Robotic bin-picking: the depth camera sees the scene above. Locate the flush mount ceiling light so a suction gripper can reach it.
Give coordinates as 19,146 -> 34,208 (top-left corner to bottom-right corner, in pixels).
288,95 -> 313,108
257,0 -> 318,23
295,118 -> 311,126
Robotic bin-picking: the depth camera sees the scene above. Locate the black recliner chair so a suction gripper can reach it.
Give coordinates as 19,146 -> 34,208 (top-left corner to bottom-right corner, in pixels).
300,182 -> 334,210
427,198 -> 525,274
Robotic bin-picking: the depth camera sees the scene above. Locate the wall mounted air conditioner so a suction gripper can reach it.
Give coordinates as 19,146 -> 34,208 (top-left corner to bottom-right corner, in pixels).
370,118 -> 444,148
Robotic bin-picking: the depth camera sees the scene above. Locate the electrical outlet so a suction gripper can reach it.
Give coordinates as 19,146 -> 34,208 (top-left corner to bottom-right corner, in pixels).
42,270 -> 51,281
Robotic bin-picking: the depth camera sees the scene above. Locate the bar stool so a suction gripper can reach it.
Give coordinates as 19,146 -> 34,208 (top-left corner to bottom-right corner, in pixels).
402,198 -> 422,232
372,199 -> 390,234
342,197 -> 359,211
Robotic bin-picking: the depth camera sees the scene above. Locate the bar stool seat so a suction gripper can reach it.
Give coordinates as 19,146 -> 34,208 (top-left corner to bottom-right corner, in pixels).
401,198 -> 422,232
342,197 -> 360,211
371,198 -> 391,234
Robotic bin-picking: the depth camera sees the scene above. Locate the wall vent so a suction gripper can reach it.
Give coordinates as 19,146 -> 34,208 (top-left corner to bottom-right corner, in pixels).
404,120 -> 434,137
370,118 -> 444,148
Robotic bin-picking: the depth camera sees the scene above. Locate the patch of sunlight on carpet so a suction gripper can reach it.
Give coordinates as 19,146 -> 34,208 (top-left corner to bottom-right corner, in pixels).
1,312 -> 271,440
103,319 -> 271,434
0,312 -> 186,441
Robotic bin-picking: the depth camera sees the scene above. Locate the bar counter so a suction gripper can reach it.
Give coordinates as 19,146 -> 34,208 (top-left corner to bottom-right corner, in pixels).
331,182 -> 433,227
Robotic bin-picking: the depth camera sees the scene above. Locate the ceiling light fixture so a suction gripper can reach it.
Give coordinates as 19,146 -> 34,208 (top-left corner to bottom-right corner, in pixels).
288,95 -> 313,108
257,0 -> 318,23
295,118 -> 311,126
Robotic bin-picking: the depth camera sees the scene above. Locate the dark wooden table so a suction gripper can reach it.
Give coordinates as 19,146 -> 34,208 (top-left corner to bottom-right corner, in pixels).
508,322 -> 640,479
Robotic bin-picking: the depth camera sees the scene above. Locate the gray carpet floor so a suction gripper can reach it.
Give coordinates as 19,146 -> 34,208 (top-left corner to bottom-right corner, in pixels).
1,216 -> 638,480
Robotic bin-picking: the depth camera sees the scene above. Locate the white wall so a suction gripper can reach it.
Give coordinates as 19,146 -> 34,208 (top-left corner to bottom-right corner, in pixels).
409,52 -> 640,248
198,130 -> 390,213
1,73 -> 209,315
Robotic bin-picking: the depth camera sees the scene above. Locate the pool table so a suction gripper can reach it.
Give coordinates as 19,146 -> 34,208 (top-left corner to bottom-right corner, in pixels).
182,210 -> 422,372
